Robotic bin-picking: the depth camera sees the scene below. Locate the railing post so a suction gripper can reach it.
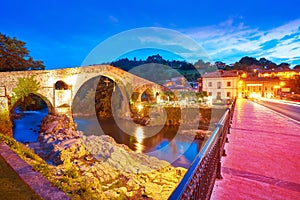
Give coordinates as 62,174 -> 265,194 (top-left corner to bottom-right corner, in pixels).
215,123 -> 223,180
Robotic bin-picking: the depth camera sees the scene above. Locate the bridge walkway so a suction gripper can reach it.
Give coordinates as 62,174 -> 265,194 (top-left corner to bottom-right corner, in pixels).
211,99 -> 300,200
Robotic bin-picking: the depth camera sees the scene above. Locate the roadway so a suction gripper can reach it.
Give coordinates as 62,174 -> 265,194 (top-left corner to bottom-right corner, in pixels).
211,99 -> 300,200
254,98 -> 300,122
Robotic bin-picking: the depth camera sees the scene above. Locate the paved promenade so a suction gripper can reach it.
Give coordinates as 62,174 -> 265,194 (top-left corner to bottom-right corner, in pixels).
211,99 -> 300,200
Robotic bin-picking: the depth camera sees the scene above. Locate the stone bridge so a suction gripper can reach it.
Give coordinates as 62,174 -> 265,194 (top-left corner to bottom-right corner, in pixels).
0,65 -> 165,117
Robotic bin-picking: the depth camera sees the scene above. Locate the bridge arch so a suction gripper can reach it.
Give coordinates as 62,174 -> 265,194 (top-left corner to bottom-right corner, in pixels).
11,92 -> 55,114
55,80 -> 70,90
132,83 -> 164,103
141,88 -> 155,103
71,73 -> 131,118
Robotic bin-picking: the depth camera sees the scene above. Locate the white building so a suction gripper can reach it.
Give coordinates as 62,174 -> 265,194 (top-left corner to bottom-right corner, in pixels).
201,70 -> 239,103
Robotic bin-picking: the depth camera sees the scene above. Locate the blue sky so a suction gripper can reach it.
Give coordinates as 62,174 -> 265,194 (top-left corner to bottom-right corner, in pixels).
1,0 -> 300,69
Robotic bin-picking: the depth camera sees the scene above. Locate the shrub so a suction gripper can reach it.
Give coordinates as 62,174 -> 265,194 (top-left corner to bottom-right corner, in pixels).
0,112 -> 12,136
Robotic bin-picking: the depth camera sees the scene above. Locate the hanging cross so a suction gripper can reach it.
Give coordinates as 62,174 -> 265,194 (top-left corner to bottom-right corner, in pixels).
104,78 -> 110,86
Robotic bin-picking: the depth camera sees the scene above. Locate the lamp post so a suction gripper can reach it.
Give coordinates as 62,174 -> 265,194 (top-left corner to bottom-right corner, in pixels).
279,82 -> 285,99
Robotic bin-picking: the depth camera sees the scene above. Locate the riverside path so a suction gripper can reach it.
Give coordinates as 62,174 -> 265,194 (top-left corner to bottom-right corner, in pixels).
211,99 -> 300,200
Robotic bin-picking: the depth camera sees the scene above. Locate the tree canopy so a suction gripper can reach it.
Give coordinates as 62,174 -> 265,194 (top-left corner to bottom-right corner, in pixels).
11,76 -> 40,108
0,32 -> 44,72
232,56 -> 292,71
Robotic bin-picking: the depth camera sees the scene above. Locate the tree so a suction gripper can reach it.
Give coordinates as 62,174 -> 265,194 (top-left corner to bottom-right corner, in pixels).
294,65 -> 300,70
259,57 -> 271,67
278,62 -> 290,70
239,56 -> 259,66
194,59 -> 211,69
265,61 -> 277,70
11,76 -> 40,109
0,33 -> 44,71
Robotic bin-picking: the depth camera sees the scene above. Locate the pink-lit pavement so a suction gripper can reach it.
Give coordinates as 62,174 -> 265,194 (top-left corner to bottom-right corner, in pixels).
211,99 -> 300,200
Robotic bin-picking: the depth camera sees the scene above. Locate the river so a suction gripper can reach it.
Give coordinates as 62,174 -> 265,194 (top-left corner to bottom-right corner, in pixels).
13,109 -> 204,168
13,108 -> 48,143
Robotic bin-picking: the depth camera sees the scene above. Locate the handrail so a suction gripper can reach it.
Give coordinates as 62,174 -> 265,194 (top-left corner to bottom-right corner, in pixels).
169,98 -> 236,200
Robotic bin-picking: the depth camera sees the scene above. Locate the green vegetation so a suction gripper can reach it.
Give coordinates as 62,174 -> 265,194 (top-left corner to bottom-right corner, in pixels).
0,133 -> 102,199
0,32 -> 44,72
111,54 -> 201,82
0,133 -> 51,178
11,76 -> 40,109
0,111 -> 12,136
0,155 -> 42,200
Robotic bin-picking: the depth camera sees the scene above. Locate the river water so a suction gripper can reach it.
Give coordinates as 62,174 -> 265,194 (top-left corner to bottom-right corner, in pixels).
13,108 -> 48,143
13,109 -> 204,168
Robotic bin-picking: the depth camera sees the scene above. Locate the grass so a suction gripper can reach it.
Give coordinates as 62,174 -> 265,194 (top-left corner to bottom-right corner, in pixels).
0,133 -> 104,199
0,153 -> 42,200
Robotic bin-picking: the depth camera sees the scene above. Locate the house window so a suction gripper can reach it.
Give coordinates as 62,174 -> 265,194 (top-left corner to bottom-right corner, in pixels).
208,92 -> 212,96
265,86 -> 268,91
217,82 -> 221,89
208,82 -> 212,87
227,92 -> 231,97
217,92 -> 221,100
227,81 -> 231,87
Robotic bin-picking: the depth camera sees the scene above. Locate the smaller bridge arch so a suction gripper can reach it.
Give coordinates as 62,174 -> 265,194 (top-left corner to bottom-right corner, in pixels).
133,83 -> 165,104
54,80 -> 70,90
11,92 -> 55,114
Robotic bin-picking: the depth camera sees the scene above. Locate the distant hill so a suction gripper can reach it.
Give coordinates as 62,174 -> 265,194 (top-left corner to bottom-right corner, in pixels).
111,54 -> 201,82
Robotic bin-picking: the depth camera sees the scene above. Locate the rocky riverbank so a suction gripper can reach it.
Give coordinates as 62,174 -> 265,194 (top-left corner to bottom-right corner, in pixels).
29,114 -> 186,199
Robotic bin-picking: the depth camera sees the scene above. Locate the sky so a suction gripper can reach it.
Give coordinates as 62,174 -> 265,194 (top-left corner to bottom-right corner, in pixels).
1,0 -> 300,69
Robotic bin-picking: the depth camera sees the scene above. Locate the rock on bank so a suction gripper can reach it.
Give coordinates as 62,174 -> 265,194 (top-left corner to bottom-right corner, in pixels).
30,114 -> 186,199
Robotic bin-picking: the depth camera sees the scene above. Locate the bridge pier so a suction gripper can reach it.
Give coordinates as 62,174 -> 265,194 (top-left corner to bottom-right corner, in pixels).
54,89 -> 73,118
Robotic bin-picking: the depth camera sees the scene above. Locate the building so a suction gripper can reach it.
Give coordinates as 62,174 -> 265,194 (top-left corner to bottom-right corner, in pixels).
238,68 -> 297,98
164,76 -> 195,92
258,69 -> 300,80
200,70 -> 239,102
199,68 -> 298,101
238,77 -> 286,99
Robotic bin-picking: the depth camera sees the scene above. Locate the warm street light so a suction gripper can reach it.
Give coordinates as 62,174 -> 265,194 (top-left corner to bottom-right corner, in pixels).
238,80 -> 243,87
280,81 -> 285,87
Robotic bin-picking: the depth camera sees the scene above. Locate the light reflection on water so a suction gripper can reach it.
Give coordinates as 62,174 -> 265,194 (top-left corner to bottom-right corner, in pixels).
135,127 -> 145,153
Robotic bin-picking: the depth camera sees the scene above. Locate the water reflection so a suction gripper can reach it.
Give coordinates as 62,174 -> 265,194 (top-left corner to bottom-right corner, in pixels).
75,116 -> 204,168
12,109 -> 204,168
135,127 -> 145,152
135,127 -> 144,143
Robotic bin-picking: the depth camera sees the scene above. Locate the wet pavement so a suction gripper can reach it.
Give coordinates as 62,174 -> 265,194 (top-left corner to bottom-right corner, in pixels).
211,99 -> 300,200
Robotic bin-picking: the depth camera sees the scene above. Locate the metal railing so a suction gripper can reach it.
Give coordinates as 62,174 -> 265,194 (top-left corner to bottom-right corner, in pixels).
169,98 -> 236,200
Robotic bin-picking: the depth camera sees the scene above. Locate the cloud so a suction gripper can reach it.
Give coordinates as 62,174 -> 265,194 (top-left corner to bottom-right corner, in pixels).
183,18 -> 300,65
108,15 -> 119,24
